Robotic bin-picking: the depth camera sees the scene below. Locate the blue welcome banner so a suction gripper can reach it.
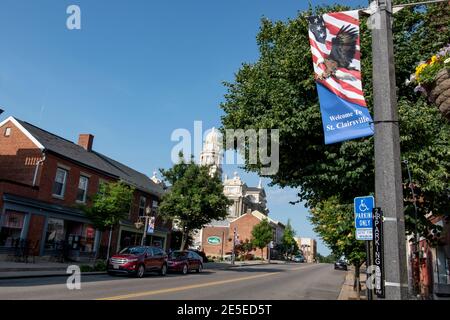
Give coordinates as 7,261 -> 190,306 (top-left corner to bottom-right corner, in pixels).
308,10 -> 374,144
317,84 -> 374,144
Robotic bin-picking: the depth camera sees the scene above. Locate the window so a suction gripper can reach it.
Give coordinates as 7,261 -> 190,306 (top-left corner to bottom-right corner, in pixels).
52,168 -> 68,197
152,200 -> 158,215
4,127 -> 11,137
139,196 -> 146,216
0,211 -> 25,247
76,176 -> 89,203
45,218 -> 65,250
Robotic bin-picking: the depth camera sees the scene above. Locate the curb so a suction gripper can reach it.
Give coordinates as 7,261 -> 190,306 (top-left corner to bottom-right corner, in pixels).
0,271 -> 106,280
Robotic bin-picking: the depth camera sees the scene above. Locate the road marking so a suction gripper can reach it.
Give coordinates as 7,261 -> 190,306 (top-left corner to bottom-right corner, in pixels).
97,271 -> 281,300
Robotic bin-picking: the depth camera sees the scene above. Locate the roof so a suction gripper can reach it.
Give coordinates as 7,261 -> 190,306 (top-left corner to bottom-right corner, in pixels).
9,117 -> 164,197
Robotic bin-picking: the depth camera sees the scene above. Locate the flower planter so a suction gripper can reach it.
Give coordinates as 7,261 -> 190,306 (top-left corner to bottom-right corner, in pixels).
429,68 -> 450,121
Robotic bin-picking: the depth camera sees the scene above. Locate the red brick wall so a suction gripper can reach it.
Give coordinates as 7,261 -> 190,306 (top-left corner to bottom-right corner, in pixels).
202,227 -> 229,257
0,118 -> 167,256
201,214 -> 270,259
230,214 -> 268,259
26,214 -> 46,255
0,119 -> 42,186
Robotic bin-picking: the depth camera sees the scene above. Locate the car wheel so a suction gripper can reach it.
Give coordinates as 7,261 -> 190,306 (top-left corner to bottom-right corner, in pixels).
197,264 -> 203,273
181,264 -> 188,275
136,264 -> 145,278
160,264 -> 167,276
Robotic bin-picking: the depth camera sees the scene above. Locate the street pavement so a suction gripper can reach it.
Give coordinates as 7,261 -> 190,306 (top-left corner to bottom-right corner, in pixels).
0,263 -> 346,300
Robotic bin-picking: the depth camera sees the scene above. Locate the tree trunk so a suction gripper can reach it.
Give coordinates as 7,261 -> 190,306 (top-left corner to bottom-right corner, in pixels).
261,248 -> 264,261
180,228 -> 188,251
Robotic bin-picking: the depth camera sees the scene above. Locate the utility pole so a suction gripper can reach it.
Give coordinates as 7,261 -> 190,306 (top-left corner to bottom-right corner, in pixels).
370,0 -> 408,299
231,227 -> 237,265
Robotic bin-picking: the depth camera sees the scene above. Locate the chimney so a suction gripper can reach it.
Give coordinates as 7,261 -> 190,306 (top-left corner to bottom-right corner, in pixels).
78,134 -> 94,152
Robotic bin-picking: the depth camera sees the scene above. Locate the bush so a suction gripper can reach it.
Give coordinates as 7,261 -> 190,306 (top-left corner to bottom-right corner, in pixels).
80,265 -> 94,272
94,260 -> 107,271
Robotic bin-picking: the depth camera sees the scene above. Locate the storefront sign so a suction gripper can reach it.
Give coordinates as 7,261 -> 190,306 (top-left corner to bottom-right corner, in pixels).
372,207 -> 385,298
207,236 -> 221,245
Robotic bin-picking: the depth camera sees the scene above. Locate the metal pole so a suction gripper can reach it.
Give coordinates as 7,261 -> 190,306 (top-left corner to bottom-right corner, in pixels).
141,216 -> 148,246
365,241 -> 373,300
231,227 -> 236,265
371,0 -> 408,299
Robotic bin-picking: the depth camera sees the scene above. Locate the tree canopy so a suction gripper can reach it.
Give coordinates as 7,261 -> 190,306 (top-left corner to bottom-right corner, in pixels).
220,1 -> 450,241
251,218 -> 273,259
83,181 -> 135,230
159,154 -> 231,250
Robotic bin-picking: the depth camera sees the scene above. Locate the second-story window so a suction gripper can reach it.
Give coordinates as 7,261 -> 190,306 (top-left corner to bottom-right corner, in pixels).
77,176 -> 89,203
139,196 -> 146,216
52,168 -> 68,198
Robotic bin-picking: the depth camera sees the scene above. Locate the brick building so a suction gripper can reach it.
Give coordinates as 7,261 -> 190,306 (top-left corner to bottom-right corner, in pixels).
0,116 -> 169,261
201,210 -> 285,260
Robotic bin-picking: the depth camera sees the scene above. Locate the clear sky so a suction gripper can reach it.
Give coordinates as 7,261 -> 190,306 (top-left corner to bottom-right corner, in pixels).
0,0 -> 368,255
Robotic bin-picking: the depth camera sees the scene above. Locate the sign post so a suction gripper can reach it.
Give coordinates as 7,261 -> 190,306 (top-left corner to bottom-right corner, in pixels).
354,196 -> 374,241
354,196 -> 374,300
373,207 -> 385,298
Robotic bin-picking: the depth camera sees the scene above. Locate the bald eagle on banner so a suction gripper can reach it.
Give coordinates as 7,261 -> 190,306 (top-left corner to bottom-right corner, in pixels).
308,10 -> 374,145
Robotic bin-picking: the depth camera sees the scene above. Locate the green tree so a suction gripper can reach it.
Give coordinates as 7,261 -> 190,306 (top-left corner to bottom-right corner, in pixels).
281,219 -> 297,259
220,0 -> 449,277
159,154 -> 231,250
83,181 -> 135,260
251,219 -> 273,260
309,197 -> 366,292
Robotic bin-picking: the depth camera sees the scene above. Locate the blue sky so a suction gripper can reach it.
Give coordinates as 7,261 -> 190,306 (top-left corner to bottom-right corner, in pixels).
0,0 -> 368,255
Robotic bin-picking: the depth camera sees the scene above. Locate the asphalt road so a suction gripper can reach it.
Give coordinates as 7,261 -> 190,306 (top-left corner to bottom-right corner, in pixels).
0,263 -> 346,300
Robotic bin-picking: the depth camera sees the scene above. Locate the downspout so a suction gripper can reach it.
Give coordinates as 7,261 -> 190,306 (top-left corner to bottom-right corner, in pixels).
33,151 -> 46,187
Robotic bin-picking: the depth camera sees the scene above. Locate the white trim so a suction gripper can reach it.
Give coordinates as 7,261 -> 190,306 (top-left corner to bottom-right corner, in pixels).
0,116 -> 45,150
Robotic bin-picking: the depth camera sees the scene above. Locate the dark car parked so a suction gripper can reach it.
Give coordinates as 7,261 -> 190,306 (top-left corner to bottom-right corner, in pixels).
168,250 -> 203,275
334,260 -> 348,271
189,249 -> 209,263
107,246 -> 168,278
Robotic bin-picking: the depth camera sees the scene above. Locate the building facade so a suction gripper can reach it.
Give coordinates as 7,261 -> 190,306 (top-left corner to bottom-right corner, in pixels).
192,128 -> 271,250
295,237 -> 317,263
0,116 -> 169,262
201,210 -> 285,260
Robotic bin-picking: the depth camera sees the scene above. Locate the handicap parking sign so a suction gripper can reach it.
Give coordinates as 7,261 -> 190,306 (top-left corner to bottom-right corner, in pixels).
354,196 -> 374,240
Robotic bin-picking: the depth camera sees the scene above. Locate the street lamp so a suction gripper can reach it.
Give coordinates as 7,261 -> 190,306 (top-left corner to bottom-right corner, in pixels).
134,206 -> 152,246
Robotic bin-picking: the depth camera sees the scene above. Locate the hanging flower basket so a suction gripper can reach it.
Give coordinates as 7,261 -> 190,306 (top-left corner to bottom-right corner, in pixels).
428,68 -> 450,121
408,44 -> 450,121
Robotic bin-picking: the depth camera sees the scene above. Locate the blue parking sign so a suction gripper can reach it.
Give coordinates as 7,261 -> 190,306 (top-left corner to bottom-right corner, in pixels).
354,196 -> 374,240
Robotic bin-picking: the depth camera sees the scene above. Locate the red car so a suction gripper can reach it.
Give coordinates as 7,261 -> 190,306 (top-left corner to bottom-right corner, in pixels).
168,250 -> 203,274
107,246 -> 168,278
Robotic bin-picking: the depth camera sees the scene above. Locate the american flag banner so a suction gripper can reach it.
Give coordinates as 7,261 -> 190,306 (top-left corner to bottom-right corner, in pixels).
308,10 -> 374,145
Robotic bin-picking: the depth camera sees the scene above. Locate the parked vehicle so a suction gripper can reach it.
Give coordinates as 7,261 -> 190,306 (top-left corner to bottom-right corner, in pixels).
293,255 -> 305,263
107,246 -> 168,278
168,250 -> 203,275
334,260 -> 348,271
189,249 -> 209,263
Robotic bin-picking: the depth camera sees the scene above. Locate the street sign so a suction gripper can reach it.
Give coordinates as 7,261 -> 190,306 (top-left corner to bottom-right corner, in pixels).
354,196 -> 374,240
372,207 -> 385,298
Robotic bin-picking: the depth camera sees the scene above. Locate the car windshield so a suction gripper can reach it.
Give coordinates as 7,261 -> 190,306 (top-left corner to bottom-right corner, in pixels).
119,247 -> 146,255
170,251 -> 188,259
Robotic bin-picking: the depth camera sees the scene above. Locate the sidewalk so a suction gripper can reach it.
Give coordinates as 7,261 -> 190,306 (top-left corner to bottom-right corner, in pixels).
0,261 -> 103,279
337,266 -> 368,300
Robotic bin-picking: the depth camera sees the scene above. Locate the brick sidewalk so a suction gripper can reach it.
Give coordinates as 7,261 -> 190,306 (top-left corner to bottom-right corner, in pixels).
338,266 -> 368,300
